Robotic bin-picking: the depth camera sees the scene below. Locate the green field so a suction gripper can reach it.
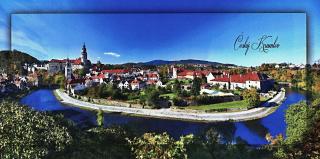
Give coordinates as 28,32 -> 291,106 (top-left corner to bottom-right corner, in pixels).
160,93 -> 176,99
187,100 -> 248,111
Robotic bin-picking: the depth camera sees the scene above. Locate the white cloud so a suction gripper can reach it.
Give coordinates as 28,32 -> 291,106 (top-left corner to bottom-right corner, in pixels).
104,52 -> 120,57
11,30 -> 48,59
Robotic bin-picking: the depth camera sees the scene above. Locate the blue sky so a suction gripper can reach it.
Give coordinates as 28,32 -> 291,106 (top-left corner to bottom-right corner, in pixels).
1,0 -> 319,66
11,13 -> 305,66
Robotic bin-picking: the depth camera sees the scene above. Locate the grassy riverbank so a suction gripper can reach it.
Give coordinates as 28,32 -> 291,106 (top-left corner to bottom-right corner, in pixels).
186,100 -> 248,111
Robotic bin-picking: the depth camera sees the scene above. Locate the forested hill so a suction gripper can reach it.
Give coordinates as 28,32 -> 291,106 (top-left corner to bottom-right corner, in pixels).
0,50 -> 40,74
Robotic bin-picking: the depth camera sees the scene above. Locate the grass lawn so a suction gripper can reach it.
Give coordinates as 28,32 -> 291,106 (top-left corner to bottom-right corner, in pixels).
160,93 -> 176,100
187,100 -> 248,111
167,79 -> 191,85
260,96 -> 271,102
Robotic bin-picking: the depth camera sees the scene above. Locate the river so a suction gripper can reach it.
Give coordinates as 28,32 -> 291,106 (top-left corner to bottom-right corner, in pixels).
20,88 -> 305,146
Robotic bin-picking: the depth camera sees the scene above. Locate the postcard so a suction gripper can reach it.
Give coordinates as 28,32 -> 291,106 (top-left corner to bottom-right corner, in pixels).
1,12 -> 317,159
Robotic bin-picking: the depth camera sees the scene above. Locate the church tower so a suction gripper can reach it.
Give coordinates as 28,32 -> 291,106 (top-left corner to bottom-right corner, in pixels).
65,58 -> 72,80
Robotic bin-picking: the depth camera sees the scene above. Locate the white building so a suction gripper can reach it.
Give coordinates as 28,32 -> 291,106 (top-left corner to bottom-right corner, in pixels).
48,43 -> 90,75
210,72 -> 274,92
118,81 -> 130,90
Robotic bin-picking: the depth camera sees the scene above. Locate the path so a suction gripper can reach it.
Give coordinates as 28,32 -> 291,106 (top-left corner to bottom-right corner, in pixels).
55,89 -> 286,122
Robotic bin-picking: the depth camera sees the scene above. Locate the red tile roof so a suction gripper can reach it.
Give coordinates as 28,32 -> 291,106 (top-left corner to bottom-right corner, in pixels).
212,75 -> 230,82
177,69 -> 215,77
101,69 -> 129,74
211,72 -> 262,83
178,70 -> 195,76
50,58 -> 82,65
98,73 -> 105,79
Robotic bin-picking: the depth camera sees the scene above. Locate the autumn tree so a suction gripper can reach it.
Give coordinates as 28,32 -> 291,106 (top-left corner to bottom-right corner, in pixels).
128,132 -> 194,159
271,100 -> 320,159
242,88 -> 260,108
0,100 -> 72,159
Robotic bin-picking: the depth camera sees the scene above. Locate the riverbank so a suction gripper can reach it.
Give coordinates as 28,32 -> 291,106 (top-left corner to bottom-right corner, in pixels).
54,89 -> 286,122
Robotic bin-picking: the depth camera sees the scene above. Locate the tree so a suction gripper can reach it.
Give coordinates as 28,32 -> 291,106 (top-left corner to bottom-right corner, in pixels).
44,75 -> 54,87
191,77 -> 201,96
54,73 -> 66,89
86,86 -> 99,98
271,100 -> 320,159
0,100 -> 72,159
96,109 -> 104,127
173,79 -> 181,95
127,132 -> 194,159
51,126 -> 133,159
78,68 -> 86,77
98,83 -> 109,98
144,86 -> 160,107
159,66 -> 169,83
242,88 -> 260,108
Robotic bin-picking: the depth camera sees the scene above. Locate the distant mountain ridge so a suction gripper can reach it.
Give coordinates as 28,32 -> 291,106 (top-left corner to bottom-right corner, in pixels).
137,59 -> 236,66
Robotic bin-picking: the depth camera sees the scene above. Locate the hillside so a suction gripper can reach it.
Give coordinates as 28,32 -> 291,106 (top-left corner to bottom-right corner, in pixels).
0,50 -> 40,74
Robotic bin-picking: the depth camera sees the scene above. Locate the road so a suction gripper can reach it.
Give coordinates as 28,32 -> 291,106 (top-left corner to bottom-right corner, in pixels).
55,89 -> 286,122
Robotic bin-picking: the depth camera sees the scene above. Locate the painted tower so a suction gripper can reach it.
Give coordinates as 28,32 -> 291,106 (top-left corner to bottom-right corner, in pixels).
172,67 -> 177,79
65,58 -> 72,80
81,43 -> 88,64
80,43 -> 90,73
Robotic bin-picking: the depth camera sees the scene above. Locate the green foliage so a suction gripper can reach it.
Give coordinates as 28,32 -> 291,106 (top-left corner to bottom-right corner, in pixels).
0,100 -> 72,159
173,97 -> 187,106
173,79 -> 182,95
54,73 -> 66,89
242,88 -> 260,108
191,77 -> 201,96
51,126 -> 133,159
78,68 -> 86,77
159,66 -> 169,83
96,109 -> 104,127
143,86 -> 160,107
86,84 -> 127,100
128,129 -> 271,159
112,88 -> 127,100
43,75 -> 54,87
139,95 -> 147,106
188,100 -> 248,111
87,85 -> 100,98
128,132 -> 193,159
272,100 -> 320,159
97,83 -> 110,98
178,90 -> 191,98
0,50 -> 40,75
285,101 -> 313,145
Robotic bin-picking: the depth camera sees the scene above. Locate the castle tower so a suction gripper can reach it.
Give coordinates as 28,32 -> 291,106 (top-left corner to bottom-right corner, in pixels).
65,58 -> 72,80
172,67 -> 177,79
80,43 -> 90,73
81,43 -> 88,64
